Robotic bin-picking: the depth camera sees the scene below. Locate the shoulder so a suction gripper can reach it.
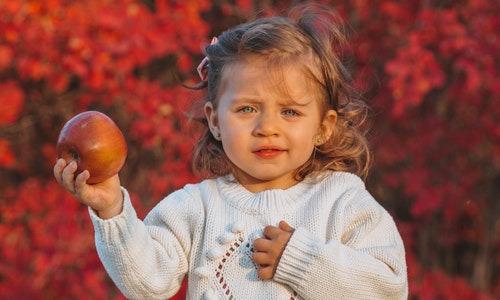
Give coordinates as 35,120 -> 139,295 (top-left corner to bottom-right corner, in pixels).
319,171 -> 365,189
309,171 -> 366,198
322,173 -> 394,231
151,177 -> 224,215
182,177 -> 221,199
145,178 -> 219,225
315,173 -> 400,244
312,171 -> 387,217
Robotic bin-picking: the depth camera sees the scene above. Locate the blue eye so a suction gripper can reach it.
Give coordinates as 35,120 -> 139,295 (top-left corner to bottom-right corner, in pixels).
282,109 -> 300,117
238,106 -> 256,113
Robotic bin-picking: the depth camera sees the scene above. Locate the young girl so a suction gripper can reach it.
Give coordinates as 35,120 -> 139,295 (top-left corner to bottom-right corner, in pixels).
53,4 -> 408,299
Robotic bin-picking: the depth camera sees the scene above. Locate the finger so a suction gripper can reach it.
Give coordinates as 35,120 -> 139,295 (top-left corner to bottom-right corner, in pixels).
253,238 -> 273,252
74,170 -> 90,195
278,220 -> 295,233
257,266 -> 274,280
62,160 -> 78,193
252,252 -> 273,266
263,225 -> 281,239
53,158 -> 66,185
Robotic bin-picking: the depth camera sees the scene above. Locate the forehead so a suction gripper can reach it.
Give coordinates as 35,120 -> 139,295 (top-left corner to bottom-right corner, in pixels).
217,57 -> 320,104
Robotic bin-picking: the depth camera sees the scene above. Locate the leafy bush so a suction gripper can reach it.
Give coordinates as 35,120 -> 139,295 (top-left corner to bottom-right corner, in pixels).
0,1 -> 497,298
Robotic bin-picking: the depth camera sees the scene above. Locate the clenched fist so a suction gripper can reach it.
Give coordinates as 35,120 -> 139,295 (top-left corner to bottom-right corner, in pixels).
53,158 -> 123,219
252,220 -> 295,280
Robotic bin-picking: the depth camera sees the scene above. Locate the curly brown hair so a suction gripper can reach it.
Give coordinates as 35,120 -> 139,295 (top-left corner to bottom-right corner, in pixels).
188,3 -> 371,180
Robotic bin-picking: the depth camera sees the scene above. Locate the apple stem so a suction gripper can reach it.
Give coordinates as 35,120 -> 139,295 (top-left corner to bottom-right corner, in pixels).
69,148 -> 80,162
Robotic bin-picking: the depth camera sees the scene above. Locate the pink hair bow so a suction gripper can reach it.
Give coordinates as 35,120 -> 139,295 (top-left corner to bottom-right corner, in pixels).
197,37 -> 218,81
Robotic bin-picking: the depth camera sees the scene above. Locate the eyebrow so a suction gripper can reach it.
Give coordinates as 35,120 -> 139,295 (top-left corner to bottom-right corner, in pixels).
233,97 -> 312,107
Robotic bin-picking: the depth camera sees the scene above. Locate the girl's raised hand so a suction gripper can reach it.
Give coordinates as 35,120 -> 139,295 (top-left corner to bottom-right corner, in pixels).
252,221 -> 295,280
53,158 -> 123,219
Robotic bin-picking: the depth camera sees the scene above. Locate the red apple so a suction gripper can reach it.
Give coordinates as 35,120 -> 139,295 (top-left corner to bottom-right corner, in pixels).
56,111 -> 127,184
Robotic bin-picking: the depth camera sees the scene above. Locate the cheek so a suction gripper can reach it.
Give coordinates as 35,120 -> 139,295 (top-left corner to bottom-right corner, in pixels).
219,115 -> 249,137
219,117 -> 247,150
288,127 -> 317,154
219,117 -> 233,136
289,126 -> 315,143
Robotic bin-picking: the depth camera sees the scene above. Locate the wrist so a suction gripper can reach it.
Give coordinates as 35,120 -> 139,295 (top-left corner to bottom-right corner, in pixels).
273,228 -> 319,288
96,189 -> 124,219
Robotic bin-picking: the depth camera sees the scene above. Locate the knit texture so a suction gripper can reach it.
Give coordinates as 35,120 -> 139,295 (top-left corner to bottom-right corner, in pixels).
89,171 -> 408,299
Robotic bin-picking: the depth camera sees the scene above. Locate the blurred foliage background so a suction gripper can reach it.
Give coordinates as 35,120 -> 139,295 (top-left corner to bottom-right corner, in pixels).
0,0 -> 498,299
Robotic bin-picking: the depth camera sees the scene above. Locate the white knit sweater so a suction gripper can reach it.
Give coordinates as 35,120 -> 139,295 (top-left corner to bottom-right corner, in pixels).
89,171 -> 408,299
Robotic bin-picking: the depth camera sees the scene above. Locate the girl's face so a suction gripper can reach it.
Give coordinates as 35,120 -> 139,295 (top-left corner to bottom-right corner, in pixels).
205,60 -> 337,192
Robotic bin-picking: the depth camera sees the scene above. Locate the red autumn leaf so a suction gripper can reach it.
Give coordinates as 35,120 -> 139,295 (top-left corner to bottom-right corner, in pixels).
0,139 -> 15,168
0,81 -> 24,126
0,45 -> 13,70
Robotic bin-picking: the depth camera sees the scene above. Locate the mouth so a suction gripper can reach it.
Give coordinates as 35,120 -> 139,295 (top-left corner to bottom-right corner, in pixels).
252,147 -> 286,159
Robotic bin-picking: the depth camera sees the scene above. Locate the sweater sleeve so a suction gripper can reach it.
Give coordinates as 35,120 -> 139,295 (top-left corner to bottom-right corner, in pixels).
88,186 -> 203,300
273,188 -> 408,300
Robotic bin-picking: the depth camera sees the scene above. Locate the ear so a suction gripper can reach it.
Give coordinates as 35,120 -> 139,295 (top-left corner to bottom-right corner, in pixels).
317,109 -> 337,144
204,101 -> 220,137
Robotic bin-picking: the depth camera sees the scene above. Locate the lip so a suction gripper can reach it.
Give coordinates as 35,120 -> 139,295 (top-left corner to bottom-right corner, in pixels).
252,146 -> 286,159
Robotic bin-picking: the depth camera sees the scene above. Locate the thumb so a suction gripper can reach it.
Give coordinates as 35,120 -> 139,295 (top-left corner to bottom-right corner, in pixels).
278,220 -> 294,233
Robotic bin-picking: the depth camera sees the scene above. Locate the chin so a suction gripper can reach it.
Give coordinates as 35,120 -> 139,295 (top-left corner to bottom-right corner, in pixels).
246,169 -> 295,183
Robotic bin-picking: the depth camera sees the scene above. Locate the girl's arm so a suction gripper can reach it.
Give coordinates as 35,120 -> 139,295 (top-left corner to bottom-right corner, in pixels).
89,187 -> 203,299
273,188 -> 408,300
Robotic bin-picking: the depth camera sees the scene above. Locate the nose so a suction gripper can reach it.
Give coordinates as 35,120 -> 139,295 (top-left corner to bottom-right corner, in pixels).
252,111 -> 280,137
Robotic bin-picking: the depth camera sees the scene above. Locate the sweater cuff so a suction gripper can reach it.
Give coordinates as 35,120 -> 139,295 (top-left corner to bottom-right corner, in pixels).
274,227 -> 321,290
88,187 -> 138,243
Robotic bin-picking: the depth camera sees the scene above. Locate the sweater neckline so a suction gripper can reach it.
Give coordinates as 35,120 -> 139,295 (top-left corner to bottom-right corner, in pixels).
216,173 -> 325,215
